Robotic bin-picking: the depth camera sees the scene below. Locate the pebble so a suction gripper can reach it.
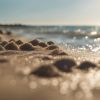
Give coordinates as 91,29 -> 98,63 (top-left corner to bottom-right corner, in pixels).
16,40 -> 23,45
30,65 -> 60,78
39,42 -> 47,47
0,41 -> 8,47
29,39 -> 40,46
4,41 -> 19,50
20,43 -> 35,51
46,45 -> 59,50
49,49 -> 68,56
78,61 -> 97,70
54,58 -> 77,72
47,41 -> 55,45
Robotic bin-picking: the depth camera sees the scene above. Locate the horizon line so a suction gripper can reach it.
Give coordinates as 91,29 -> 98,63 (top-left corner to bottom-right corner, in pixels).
0,23 -> 100,26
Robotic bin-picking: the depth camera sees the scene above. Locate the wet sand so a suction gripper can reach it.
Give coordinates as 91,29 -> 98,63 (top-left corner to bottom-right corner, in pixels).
0,31 -> 100,100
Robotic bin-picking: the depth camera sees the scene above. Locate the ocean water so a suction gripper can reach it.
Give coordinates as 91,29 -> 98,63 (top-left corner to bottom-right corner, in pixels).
1,25 -> 100,52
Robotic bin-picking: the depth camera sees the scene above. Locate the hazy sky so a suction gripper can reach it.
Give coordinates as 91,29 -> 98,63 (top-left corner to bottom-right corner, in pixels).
0,0 -> 100,25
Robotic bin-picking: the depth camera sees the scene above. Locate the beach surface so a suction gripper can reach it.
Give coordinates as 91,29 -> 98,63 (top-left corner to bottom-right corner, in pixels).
0,30 -> 100,100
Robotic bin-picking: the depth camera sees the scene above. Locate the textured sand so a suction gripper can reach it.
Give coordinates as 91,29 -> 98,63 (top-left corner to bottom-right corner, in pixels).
0,32 -> 100,100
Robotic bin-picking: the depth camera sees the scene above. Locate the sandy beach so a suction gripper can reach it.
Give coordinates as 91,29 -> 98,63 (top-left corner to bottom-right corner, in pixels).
0,30 -> 100,100
0,0 -> 100,99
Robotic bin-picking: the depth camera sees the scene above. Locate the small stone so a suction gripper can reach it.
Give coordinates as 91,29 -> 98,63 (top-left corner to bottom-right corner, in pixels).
0,45 -> 5,51
20,43 -> 35,51
54,58 -> 76,72
16,40 -> 23,45
29,39 -> 40,46
47,41 -> 55,45
0,41 -> 8,47
78,61 -> 97,70
39,42 -> 47,47
4,41 -> 19,50
49,49 -> 68,56
0,30 -> 3,34
46,45 -> 59,50
30,65 -> 60,78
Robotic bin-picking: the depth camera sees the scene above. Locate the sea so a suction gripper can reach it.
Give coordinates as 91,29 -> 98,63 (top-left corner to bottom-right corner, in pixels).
1,25 -> 100,52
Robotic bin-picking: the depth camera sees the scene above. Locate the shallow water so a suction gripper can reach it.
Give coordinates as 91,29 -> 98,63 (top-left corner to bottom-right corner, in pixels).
1,25 -> 100,52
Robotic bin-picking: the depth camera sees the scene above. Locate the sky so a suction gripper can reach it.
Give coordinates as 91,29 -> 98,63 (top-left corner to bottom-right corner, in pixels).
0,0 -> 100,25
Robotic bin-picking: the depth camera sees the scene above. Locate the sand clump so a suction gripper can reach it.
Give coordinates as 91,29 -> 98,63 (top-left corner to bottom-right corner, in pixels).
31,65 -> 60,78
0,41 -> 8,47
29,39 -> 40,46
49,49 -> 68,56
20,43 -> 35,51
4,41 -> 19,50
15,40 -> 23,45
47,41 -> 55,45
78,61 -> 97,71
46,45 -> 59,50
54,58 -> 77,72
39,42 -> 47,47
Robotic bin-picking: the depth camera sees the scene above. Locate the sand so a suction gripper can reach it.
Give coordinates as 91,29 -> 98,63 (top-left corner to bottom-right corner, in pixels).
0,31 -> 100,100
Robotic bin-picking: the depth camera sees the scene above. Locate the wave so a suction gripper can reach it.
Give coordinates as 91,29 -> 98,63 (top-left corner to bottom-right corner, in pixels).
1,25 -> 100,52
